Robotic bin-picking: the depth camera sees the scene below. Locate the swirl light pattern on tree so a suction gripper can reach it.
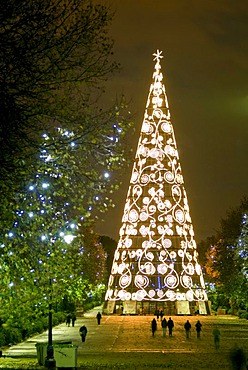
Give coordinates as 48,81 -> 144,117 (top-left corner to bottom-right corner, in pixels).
105,51 -> 208,304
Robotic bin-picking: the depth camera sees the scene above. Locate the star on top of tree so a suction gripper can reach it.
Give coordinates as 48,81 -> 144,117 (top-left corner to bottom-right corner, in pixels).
153,50 -> 163,62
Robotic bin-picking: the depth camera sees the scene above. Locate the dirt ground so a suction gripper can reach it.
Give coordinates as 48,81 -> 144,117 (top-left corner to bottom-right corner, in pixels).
1,314 -> 248,369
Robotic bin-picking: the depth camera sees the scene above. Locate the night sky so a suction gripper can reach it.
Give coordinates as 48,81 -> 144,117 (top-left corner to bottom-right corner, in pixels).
95,1 -> 248,243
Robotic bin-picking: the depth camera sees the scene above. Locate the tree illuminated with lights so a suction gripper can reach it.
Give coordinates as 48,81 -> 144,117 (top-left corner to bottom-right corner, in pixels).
0,123 -> 125,316
105,51 -> 208,314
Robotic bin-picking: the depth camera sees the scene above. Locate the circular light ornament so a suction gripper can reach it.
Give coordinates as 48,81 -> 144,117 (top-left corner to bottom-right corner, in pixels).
143,262 -> 156,275
131,293 -> 137,301
166,290 -> 176,301
153,108 -> 162,118
139,225 -> 148,236
142,120 -> 150,133
118,290 -> 126,300
136,290 -> 146,301
125,292 -> 131,300
178,249 -> 184,258
165,274 -> 178,288
157,289 -> 164,298
185,290 -> 194,301
165,171 -> 174,182
165,145 -> 175,156
141,174 -> 149,184
181,275 -> 192,288
124,238 -> 132,248
148,289 -> 156,298
143,196 -> 150,204
169,251 -> 177,259
150,148 -> 160,159
157,225 -> 164,235
128,209 -> 139,222
163,239 -> 172,248
135,275 -> 149,288
160,250 -> 167,259
161,121 -> 171,133
140,212 -> 148,221
146,252 -> 154,261
149,205 -> 156,213
175,209 -> 185,224
157,263 -> 168,275
119,274 -> 131,289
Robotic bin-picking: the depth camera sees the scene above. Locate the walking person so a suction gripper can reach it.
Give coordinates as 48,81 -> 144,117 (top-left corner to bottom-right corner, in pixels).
96,311 -> 102,325
79,325 -> 88,342
151,318 -> 157,336
72,314 -> 76,327
66,314 -> 71,327
161,317 -> 167,337
195,320 -> 202,338
212,325 -> 221,350
167,317 -> 174,337
159,309 -> 164,321
184,320 -> 191,339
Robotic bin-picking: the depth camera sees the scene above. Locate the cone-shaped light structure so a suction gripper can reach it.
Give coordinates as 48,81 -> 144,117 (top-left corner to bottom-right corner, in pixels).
105,50 -> 209,315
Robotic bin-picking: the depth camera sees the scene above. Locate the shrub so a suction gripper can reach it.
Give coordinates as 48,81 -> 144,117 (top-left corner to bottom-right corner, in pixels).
4,327 -> 22,345
238,310 -> 248,319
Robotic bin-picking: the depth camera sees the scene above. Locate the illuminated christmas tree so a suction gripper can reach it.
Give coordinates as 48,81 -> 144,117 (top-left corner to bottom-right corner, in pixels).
105,50 -> 209,315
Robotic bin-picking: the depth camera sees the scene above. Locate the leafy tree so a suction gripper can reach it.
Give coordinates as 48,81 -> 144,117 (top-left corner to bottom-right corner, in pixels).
213,197 -> 248,296
0,127 -> 120,320
202,197 -> 248,312
0,0 -> 134,326
0,0 -> 132,217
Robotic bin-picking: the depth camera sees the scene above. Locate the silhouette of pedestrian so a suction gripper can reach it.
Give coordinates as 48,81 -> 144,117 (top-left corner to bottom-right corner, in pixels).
151,318 -> 157,336
96,311 -> 102,325
155,309 -> 159,320
79,325 -> 88,342
167,317 -> 174,337
72,314 -> 76,327
212,325 -> 220,350
195,320 -> 202,338
66,314 -> 71,327
184,320 -> 191,339
159,310 -> 164,321
161,317 -> 167,337
230,346 -> 246,370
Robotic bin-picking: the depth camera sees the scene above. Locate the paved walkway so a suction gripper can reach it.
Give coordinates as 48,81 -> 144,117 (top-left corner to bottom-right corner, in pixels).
3,306 -> 103,359
2,309 -> 248,369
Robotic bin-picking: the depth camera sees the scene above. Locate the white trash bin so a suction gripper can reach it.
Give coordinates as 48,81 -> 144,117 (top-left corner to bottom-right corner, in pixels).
54,344 -> 78,368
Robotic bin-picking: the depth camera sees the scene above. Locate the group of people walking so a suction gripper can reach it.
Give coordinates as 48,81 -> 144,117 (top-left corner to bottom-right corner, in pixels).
65,311 -> 102,343
183,319 -> 202,339
151,316 -> 223,351
151,316 -> 175,337
151,316 -> 203,339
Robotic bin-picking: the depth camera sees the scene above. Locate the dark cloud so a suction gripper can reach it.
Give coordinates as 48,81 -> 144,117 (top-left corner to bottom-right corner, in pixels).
95,0 -> 248,242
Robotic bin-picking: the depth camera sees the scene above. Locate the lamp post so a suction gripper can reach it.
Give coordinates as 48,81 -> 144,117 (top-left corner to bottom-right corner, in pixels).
44,278 -> 56,369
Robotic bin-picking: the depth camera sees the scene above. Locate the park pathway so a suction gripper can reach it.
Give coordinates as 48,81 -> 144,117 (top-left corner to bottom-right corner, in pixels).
2,309 -> 248,369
